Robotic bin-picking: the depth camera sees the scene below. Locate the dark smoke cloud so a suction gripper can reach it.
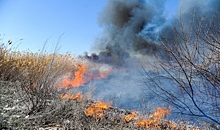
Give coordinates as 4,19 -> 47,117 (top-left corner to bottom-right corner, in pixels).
81,0 -> 220,116
86,0 -> 166,65
86,0 -> 220,66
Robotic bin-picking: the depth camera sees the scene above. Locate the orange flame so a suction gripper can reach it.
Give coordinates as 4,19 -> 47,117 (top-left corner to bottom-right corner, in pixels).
61,63 -> 112,88
135,119 -> 154,129
61,64 -> 87,88
86,101 -> 111,119
124,111 -> 137,123
134,107 -> 171,129
82,67 -> 112,86
150,107 -> 171,120
60,91 -> 83,101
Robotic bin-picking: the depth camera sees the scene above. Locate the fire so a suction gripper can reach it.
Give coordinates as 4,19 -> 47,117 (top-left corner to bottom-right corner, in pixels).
124,111 -> 137,123
150,107 -> 171,120
86,69 -> 111,79
60,91 -> 83,101
135,119 -> 154,129
86,101 -> 111,119
61,64 -> 87,88
61,63 -> 112,88
134,107 -> 171,129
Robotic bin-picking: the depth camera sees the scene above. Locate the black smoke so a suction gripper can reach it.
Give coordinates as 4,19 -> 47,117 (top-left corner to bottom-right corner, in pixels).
85,0 -> 220,66
80,0 -> 220,119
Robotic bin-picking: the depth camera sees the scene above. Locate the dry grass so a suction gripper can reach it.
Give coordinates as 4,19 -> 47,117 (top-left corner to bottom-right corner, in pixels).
0,43 -> 218,129
1,83 -> 214,130
0,43 -> 75,82
0,42 -> 77,121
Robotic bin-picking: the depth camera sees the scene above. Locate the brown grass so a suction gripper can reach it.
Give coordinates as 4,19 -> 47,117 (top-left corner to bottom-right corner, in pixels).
0,43 -> 75,82
0,43 -> 218,129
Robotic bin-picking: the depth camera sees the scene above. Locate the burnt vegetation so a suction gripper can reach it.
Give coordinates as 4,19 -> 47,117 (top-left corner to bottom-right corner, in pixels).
0,42 -> 190,129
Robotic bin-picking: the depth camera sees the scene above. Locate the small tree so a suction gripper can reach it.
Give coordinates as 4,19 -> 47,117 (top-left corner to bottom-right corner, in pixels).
143,9 -> 220,127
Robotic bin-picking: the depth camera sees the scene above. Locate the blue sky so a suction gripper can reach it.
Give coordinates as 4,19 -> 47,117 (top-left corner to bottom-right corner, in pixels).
0,0 -> 178,55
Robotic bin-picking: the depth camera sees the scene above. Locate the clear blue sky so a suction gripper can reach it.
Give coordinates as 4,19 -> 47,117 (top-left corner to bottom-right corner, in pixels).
0,0 -> 178,55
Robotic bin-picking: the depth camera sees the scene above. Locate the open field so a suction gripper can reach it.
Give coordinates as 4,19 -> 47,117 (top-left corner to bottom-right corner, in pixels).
0,44 -> 218,129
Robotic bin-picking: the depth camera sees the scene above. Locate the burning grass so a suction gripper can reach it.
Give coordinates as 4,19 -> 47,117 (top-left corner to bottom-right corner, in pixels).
124,111 -> 137,123
61,64 -> 87,88
134,107 -> 171,129
86,101 -> 111,119
60,62 -> 113,88
60,91 -> 83,101
1,83 -> 212,129
0,43 -> 217,129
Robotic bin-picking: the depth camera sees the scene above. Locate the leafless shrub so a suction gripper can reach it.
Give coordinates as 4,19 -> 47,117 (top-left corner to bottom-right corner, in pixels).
142,8 -> 220,127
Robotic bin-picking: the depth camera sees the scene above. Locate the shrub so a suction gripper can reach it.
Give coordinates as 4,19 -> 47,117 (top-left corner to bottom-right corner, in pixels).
143,8 -> 220,127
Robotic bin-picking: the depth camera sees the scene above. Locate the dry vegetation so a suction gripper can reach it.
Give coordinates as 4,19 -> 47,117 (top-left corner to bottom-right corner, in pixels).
0,43 -> 77,115
0,42 -> 217,129
0,44 -> 75,81
1,9 -> 220,128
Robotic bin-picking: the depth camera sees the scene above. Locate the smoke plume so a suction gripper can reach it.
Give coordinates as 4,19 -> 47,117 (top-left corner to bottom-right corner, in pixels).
85,0 -> 220,66
80,0 -> 220,114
